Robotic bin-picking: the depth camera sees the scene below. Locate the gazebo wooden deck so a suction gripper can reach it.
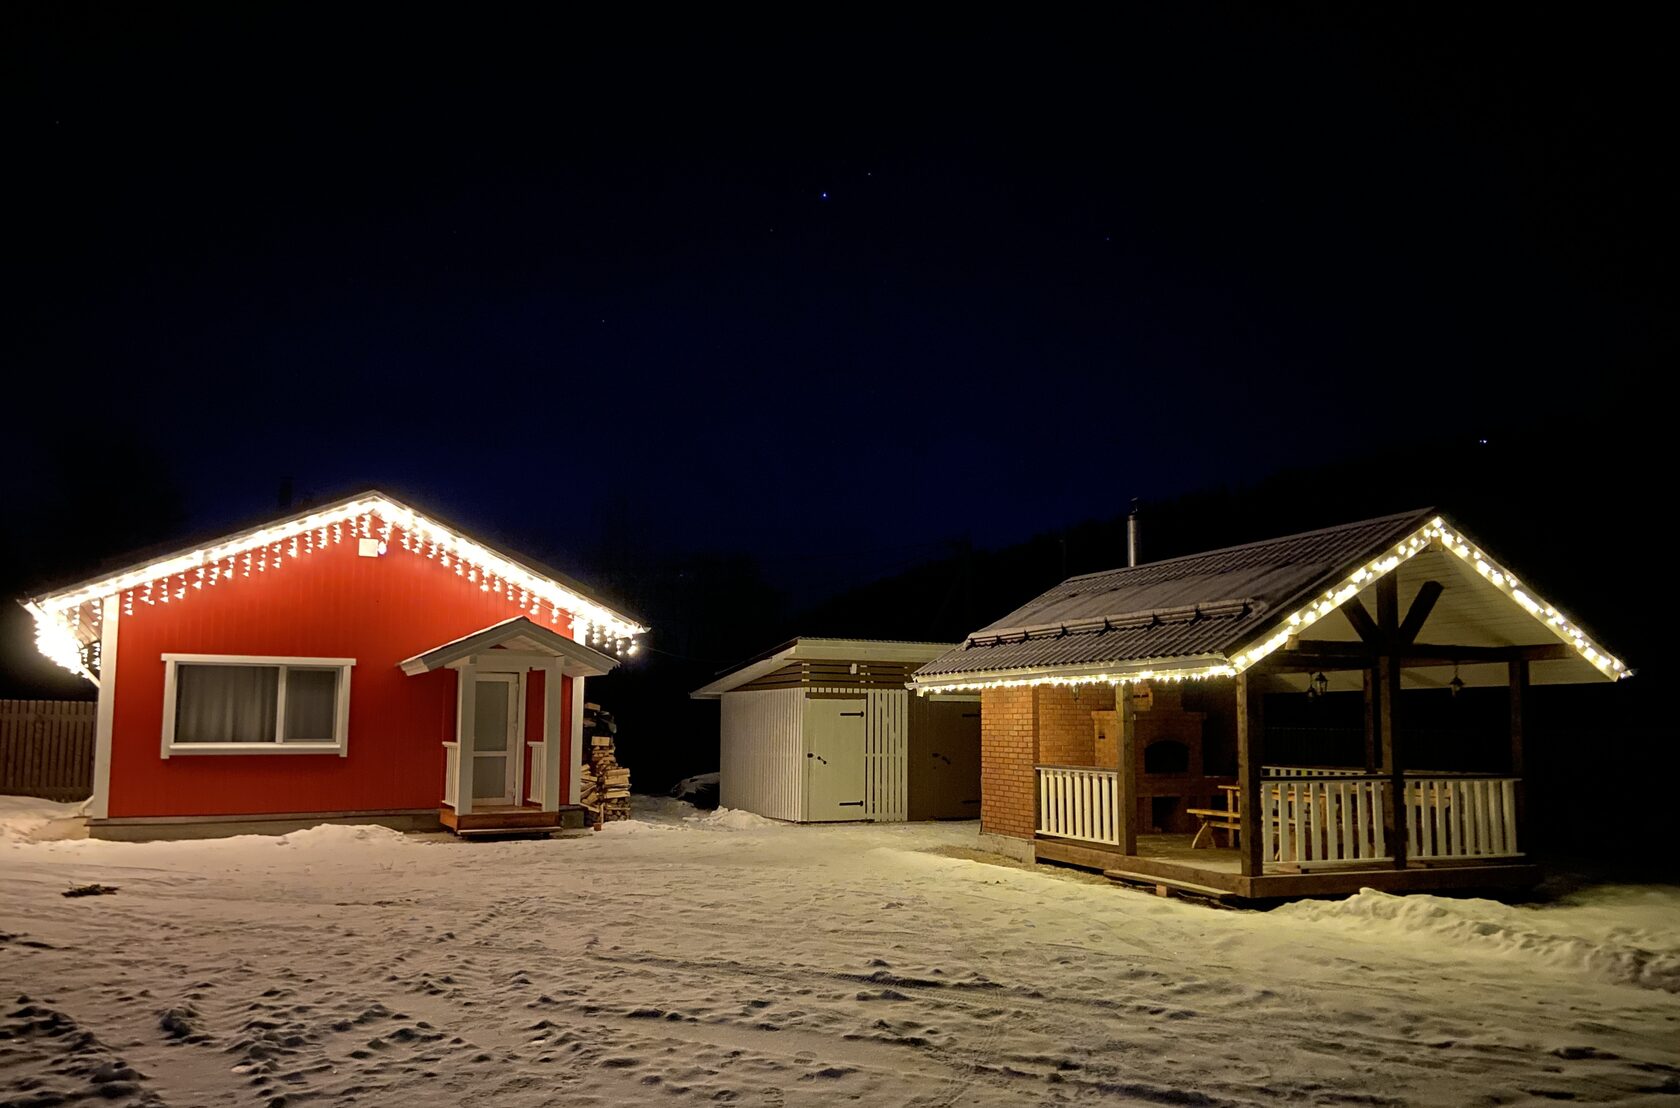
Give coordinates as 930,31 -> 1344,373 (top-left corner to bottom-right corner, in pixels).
912,510 -> 1627,900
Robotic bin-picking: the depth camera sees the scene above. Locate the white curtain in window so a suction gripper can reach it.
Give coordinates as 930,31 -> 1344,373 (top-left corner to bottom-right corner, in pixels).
175,665 -> 279,744
284,669 -> 338,741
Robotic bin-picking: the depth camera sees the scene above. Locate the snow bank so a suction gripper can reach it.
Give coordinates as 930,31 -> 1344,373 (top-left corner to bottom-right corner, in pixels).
273,823 -> 411,848
1278,886 -> 1680,993
683,806 -> 776,831
0,795 -> 85,844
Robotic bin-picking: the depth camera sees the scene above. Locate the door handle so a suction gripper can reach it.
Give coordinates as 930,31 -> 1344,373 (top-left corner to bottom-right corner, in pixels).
839,711 -> 864,717
838,801 -> 864,807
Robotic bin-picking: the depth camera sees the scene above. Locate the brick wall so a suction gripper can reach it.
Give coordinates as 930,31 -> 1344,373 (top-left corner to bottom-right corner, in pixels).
1036,685 -> 1114,766
979,687 -> 1036,840
980,680 -> 1226,841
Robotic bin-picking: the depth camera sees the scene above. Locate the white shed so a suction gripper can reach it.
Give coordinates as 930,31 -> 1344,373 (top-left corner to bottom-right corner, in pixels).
691,638 -> 980,823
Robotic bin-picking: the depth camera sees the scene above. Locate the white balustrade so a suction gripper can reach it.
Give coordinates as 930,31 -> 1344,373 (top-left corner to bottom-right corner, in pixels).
442,741 -> 460,808
1406,776 -> 1520,860
1261,776 -> 1390,867
1034,762 -> 1521,868
527,742 -> 546,805
1035,765 -> 1120,845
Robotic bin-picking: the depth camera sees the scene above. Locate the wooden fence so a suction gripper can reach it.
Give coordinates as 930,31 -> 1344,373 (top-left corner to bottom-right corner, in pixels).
0,699 -> 96,801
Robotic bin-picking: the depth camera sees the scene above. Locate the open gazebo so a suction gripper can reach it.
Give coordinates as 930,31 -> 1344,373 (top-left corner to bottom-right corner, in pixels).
911,509 -> 1630,899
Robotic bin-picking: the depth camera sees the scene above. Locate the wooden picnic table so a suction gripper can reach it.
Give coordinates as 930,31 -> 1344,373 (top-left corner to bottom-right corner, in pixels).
1187,784 -> 1243,849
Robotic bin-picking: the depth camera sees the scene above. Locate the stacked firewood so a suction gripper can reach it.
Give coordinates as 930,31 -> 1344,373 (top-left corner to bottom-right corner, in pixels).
580,703 -> 631,827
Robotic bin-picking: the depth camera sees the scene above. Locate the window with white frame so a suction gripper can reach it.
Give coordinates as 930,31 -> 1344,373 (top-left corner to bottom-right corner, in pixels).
161,655 -> 354,756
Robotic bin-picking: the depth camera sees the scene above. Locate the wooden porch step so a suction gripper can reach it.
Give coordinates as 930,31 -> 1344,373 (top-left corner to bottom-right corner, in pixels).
439,807 -> 565,833
452,825 -> 563,838
1103,869 -> 1234,900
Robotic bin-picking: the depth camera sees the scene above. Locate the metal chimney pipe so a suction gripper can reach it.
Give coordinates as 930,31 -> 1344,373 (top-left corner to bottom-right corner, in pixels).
1126,498 -> 1140,567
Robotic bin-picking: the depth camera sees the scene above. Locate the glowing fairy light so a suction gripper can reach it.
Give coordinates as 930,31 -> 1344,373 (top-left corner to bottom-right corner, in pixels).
24,494 -> 647,680
914,515 -> 1627,693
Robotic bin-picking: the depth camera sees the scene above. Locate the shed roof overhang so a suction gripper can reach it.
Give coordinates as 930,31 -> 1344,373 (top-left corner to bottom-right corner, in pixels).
400,616 -> 620,677
691,637 -> 957,699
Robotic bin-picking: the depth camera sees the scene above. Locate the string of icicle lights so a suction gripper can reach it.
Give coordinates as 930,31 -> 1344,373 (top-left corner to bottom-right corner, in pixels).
27,496 -> 646,679
913,516 -> 1627,694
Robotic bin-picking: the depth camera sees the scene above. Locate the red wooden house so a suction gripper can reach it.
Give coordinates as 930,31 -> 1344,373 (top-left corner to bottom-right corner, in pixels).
20,491 -> 646,839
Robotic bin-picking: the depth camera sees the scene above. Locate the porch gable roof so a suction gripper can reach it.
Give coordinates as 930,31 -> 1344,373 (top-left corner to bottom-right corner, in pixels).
913,509 -> 1628,690
399,616 -> 621,677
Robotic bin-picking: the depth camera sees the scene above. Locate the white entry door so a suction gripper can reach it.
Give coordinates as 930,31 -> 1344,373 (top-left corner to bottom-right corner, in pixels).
805,698 -> 866,821
471,673 -> 520,806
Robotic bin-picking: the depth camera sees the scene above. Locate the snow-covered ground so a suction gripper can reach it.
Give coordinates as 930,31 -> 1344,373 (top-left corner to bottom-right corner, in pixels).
3,796 -> 1677,1106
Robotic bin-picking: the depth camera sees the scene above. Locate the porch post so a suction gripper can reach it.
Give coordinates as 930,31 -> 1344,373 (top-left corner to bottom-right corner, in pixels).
1508,659 -> 1529,851
455,660 -> 478,817
568,675 -> 587,806
1378,654 -> 1406,869
541,660 -> 563,812
1236,672 -> 1265,877
1117,684 -> 1138,855
1361,666 -> 1379,773
1373,575 -> 1408,869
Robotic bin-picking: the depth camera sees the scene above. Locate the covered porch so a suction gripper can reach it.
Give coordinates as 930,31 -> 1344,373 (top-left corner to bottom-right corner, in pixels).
400,616 -> 618,835
1032,567 -> 1551,897
912,511 -> 1629,900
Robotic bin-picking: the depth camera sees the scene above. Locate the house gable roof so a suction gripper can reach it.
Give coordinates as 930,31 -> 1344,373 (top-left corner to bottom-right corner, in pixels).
22,489 -> 646,681
913,510 -> 1627,689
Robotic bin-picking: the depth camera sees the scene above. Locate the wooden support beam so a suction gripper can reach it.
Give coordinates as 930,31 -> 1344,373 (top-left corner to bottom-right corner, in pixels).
1362,666 -> 1378,773
1236,672 -> 1264,877
1378,654 -> 1406,870
1341,596 -> 1381,643
1118,686 -> 1138,856
1396,581 -> 1444,645
455,661 -> 478,817
1375,573 -> 1400,636
1509,659 -> 1529,851
541,660 -> 563,812
1270,641 -> 1573,668
569,675 -> 587,806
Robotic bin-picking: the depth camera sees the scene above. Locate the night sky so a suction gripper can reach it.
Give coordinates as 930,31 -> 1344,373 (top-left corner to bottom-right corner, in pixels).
5,9 -> 1670,712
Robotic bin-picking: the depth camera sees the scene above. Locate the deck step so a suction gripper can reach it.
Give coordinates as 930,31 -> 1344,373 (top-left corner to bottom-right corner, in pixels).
453,826 -> 562,838
439,807 -> 566,834
1103,869 -> 1234,900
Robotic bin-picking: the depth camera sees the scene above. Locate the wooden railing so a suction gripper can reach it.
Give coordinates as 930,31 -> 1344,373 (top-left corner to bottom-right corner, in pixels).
1035,763 -> 1522,868
1,699 -> 96,801
1035,765 -> 1119,845
527,742 -> 545,805
1263,765 -> 1364,778
1406,775 -> 1520,860
1262,776 -> 1391,867
442,741 -> 460,808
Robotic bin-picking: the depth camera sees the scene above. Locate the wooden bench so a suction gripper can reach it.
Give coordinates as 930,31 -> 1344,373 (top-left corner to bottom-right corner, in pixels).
1185,807 -> 1240,849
